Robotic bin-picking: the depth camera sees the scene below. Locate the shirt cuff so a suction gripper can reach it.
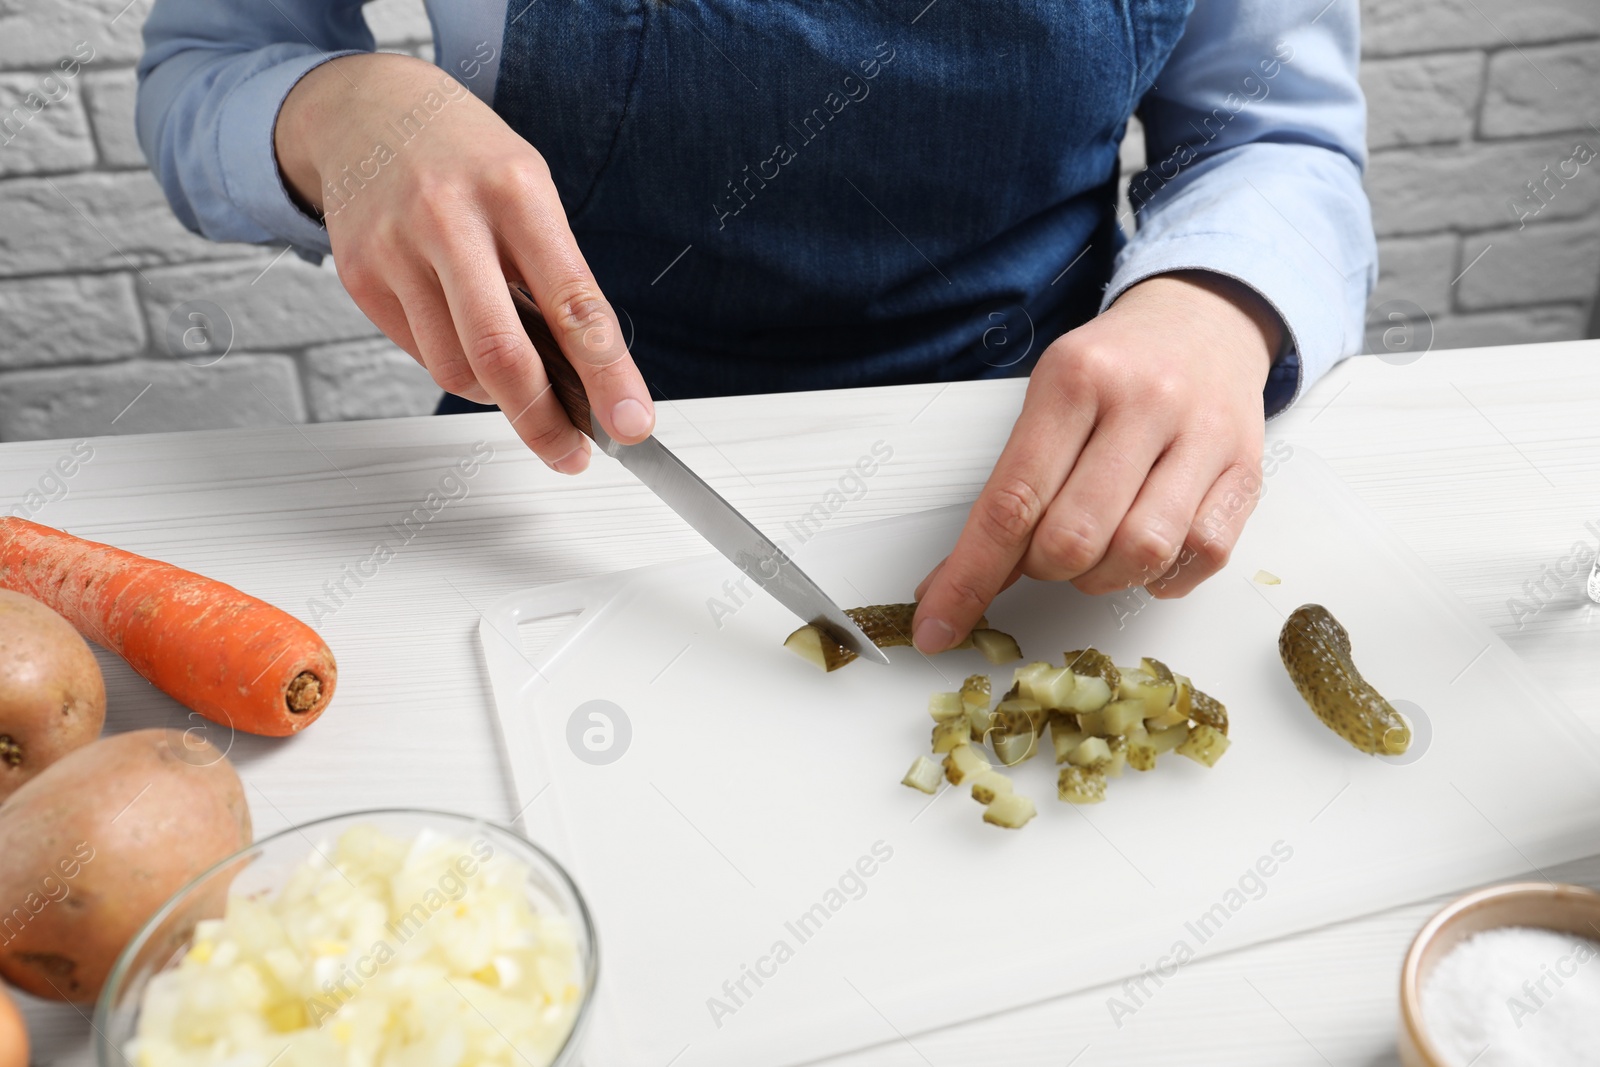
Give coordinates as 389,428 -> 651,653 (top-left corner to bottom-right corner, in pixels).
215,50 -> 364,260
1101,232 -> 1347,419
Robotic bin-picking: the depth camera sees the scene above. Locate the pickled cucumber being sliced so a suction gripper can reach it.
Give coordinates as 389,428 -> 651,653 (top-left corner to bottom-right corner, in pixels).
784,604 -> 1020,671
1278,604 -> 1410,756
901,645 -> 1232,829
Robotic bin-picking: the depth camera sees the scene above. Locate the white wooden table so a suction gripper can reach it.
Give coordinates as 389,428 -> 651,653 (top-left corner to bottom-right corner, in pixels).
9,340 -> 1600,1067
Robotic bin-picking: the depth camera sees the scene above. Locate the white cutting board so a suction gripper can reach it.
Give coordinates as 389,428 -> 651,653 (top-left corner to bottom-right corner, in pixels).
479,447 -> 1600,1067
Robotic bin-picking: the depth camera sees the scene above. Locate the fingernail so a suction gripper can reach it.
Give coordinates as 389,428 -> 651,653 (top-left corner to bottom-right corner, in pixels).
913,617 -> 954,654
551,446 -> 589,475
610,397 -> 652,439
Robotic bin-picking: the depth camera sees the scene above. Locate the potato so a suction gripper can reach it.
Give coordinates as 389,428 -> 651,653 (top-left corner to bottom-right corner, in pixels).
0,981 -> 23,1067
0,729 -> 251,1003
0,590 -> 106,801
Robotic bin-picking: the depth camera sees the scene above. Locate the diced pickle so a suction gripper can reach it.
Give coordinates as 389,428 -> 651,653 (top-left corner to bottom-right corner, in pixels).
1105,735 -> 1128,778
969,770 -> 1013,805
1126,739 -> 1158,772
1057,766 -> 1107,804
1064,648 -> 1120,693
932,717 -> 972,754
1144,724 -> 1190,756
943,743 -> 990,785
1021,666 -> 1078,710
902,755 -> 943,794
1051,722 -> 1085,764
1279,604 -> 1410,756
992,730 -> 1038,767
982,792 -> 1037,828
928,692 -> 965,722
972,628 -> 1023,664
1176,723 -> 1230,767
1188,689 -> 1229,735
960,674 -> 992,710
1067,736 -> 1113,769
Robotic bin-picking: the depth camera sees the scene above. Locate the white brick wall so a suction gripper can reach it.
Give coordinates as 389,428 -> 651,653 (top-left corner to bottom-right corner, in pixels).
0,0 -> 1594,441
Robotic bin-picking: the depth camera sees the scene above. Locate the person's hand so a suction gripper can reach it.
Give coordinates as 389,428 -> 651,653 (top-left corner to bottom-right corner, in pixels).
911,272 -> 1284,653
274,53 -> 653,472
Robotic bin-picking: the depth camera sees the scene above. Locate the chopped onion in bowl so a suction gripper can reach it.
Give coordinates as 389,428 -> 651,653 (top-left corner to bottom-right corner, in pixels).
128,824 -> 583,1067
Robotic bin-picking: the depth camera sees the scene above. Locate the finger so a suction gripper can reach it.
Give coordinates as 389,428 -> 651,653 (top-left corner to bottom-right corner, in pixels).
434,241 -> 592,470
498,181 -> 655,443
1070,439 -> 1218,595
334,261 -> 488,400
914,557 -> 1023,603
391,273 -> 496,406
1148,460 -> 1264,599
1020,415 -> 1168,584
912,390 -> 1095,652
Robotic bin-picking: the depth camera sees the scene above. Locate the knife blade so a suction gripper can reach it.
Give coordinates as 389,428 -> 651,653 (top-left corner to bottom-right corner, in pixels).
509,288 -> 891,665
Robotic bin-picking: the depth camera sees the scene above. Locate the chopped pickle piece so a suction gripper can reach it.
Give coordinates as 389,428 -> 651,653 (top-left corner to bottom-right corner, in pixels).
982,792 -> 1037,829
1067,736 -> 1113,769
992,729 -> 1038,767
1105,735 -> 1128,778
1279,604 -> 1410,756
1020,666 -> 1077,710
1253,570 -> 1281,585
1174,674 -> 1193,718
902,755 -> 943,794
1011,659 -> 1049,694
783,624 -> 858,672
960,674 -> 992,710
1057,765 -> 1107,804
995,697 -> 1046,734
1097,699 -> 1145,736
1147,723 -> 1190,754
928,691 -> 965,722
1141,657 -> 1175,686
1189,689 -> 1229,735
943,743 -> 990,785
1126,739 -> 1158,772
969,770 -> 1014,805
1118,659 -> 1178,716
1145,676 -> 1189,730
972,628 -> 1023,664
1051,721 -> 1085,764
932,716 -> 972,753
1064,648 -> 1120,693
966,702 -> 994,747
1176,723 -> 1230,767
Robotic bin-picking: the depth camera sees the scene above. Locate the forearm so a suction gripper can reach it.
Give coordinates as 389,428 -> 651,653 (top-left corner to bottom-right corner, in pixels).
136,0 -> 373,251
1117,0 -> 1376,413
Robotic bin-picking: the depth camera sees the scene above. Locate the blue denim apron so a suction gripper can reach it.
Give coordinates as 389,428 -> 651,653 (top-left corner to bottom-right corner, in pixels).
492,0 -> 1193,400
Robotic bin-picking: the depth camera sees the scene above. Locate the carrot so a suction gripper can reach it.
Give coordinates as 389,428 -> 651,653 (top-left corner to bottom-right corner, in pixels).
0,518 -> 335,737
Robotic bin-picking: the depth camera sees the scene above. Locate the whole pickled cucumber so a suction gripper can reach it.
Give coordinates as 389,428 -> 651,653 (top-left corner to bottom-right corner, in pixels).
1279,604 -> 1410,755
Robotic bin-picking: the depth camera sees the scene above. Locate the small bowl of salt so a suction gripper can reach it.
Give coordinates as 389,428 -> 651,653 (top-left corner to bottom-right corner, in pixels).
1399,880 -> 1600,1067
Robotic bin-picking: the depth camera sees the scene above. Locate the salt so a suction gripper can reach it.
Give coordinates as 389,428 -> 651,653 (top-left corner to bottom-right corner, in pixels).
1421,925 -> 1600,1067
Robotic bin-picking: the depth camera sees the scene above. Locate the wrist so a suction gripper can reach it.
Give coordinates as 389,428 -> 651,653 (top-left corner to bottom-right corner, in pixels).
1113,271 -> 1286,373
273,52 -> 431,217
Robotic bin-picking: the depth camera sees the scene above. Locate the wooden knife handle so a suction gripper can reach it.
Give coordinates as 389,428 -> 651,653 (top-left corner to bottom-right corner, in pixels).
509,285 -> 596,440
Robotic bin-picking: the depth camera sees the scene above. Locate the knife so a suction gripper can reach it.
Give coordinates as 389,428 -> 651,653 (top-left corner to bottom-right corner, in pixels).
509,288 -> 891,665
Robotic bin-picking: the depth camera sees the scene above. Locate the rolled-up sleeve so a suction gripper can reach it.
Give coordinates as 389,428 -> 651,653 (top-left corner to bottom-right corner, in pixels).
1108,0 -> 1377,416
136,0 -> 375,256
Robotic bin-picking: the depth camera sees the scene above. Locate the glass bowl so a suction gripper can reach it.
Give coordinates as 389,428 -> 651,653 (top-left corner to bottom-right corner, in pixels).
94,808 -> 597,1067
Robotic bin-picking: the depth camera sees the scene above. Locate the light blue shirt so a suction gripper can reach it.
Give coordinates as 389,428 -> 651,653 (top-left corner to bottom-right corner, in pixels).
137,0 -> 1376,414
